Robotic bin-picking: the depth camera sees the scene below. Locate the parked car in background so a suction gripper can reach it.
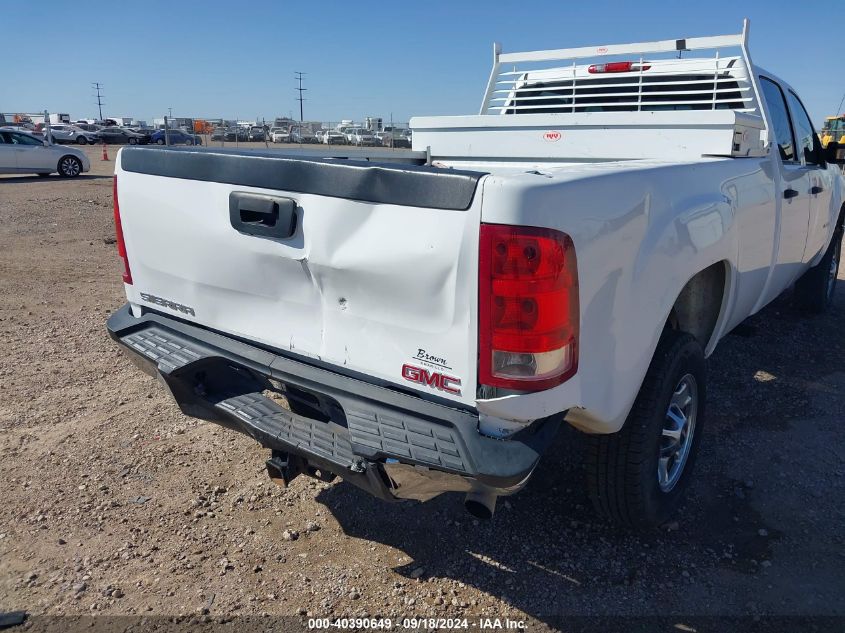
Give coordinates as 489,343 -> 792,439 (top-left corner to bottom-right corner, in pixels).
322,130 -> 346,145
126,128 -> 153,144
315,130 -> 325,143
150,129 -> 202,145
0,129 -> 90,177
271,129 -> 290,143
290,126 -> 317,143
75,123 -> 102,134
211,127 -> 226,141
45,124 -> 99,145
224,127 -> 249,142
380,130 -> 412,148
248,127 -> 266,142
99,127 -> 148,145
350,129 -> 375,146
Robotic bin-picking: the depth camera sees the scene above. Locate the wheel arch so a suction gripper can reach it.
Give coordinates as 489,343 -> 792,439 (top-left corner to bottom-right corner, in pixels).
666,260 -> 732,357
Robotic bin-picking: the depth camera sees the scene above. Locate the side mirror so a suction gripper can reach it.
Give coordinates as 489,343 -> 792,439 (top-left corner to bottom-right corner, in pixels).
824,141 -> 845,165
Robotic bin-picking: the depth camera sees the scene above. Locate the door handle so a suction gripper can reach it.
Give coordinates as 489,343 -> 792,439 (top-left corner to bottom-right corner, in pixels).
810,185 -> 824,195
783,188 -> 799,199
229,192 -> 297,239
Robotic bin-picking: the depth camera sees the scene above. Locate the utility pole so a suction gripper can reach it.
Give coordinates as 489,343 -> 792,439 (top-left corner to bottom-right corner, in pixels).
92,82 -> 104,121
294,72 -> 306,125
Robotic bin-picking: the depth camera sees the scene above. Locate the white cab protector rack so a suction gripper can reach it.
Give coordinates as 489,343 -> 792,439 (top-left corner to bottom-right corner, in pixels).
411,20 -> 770,164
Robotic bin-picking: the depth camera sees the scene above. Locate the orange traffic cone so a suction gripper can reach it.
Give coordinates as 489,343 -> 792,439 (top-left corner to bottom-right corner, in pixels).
101,142 -> 109,161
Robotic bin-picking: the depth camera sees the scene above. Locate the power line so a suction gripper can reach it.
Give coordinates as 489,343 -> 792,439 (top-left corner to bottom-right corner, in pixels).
92,82 -> 104,121
294,72 -> 306,124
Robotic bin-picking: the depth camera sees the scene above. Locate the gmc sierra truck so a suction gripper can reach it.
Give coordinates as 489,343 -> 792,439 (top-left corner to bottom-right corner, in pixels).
107,21 -> 845,526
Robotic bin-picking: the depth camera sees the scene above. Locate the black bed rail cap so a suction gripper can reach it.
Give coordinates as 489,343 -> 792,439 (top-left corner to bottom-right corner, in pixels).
120,147 -> 486,211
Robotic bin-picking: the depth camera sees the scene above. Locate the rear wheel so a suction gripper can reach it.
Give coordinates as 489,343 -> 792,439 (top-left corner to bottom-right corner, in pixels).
586,330 -> 705,527
795,223 -> 843,313
185,139 -> 193,145
128,137 -> 137,145
76,136 -> 88,145
58,156 -> 82,178
156,139 -> 165,145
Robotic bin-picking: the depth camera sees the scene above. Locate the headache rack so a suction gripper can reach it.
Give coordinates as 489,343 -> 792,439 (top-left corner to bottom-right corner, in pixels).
411,20 -> 770,163
480,19 -> 764,118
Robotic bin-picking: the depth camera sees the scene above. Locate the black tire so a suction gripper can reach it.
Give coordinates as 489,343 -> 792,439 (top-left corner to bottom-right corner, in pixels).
76,136 -> 88,145
57,156 -> 83,178
128,137 -> 137,145
185,139 -> 193,145
156,139 -> 165,145
795,223 -> 843,313
586,330 -> 706,527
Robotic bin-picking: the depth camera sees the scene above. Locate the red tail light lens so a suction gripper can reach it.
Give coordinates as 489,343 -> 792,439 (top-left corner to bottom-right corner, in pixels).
587,61 -> 651,74
479,224 -> 578,391
112,176 -> 132,284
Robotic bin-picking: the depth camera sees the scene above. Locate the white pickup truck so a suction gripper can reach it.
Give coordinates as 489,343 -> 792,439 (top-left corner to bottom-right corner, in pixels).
107,21 -> 844,526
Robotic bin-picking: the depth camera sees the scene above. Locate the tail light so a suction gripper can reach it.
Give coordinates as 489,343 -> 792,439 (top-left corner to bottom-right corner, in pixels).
112,176 -> 132,284
479,224 -> 578,391
587,61 -> 651,73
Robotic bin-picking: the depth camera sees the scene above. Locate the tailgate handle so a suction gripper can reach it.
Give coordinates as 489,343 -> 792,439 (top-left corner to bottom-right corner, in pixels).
229,192 -> 297,239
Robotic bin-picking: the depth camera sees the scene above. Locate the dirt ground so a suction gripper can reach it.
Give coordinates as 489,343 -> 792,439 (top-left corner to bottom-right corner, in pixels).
1,144 -> 844,632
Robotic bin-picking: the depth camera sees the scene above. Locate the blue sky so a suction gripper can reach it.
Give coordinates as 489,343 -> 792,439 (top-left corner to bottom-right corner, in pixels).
5,0 -> 843,126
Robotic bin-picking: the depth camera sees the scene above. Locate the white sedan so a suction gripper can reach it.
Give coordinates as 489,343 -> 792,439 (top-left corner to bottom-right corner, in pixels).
0,129 -> 91,177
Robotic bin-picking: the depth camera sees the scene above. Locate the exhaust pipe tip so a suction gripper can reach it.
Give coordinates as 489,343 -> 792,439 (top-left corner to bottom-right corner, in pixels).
464,491 -> 497,520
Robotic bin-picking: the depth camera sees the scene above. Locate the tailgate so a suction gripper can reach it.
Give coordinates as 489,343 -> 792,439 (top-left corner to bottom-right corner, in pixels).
115,147 -> 485,407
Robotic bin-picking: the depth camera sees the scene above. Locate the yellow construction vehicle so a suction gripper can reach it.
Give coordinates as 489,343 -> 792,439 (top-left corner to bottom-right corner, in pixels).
821,114 -> 845,147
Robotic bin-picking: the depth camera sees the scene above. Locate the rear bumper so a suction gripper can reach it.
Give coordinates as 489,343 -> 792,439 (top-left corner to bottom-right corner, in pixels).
107,305 -> 561,501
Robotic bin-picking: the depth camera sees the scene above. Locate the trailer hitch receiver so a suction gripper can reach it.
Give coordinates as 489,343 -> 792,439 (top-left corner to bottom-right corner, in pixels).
266,450 -> 338,487
265,451 -> 306,487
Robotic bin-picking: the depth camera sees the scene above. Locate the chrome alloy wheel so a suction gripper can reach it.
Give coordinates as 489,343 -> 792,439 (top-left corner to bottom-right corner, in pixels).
658,374 -> 698,492
60,157 -> 81,177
